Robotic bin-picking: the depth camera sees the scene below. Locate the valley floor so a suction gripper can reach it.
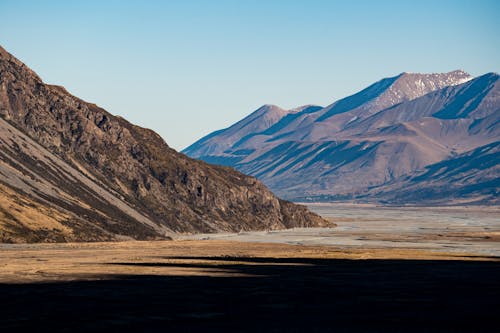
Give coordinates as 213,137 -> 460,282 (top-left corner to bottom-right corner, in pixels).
180,204 -> 500,257
1,205 -> 499,332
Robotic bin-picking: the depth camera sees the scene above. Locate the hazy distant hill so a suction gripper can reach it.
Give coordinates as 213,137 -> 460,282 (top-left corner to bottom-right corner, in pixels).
0,46 -> 329,243
184,71 -> 499,204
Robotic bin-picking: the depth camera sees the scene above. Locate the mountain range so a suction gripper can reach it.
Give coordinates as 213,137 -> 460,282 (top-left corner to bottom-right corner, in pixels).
184,70 -> 499,205
0,46 -> 330,243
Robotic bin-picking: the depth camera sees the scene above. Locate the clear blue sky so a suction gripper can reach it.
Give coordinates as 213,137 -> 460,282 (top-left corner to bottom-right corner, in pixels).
1,0 -> 499,150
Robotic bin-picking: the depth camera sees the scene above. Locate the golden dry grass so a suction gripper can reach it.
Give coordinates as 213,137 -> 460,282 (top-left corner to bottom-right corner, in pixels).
1,239 -> 497,284
0,183 -> 73,241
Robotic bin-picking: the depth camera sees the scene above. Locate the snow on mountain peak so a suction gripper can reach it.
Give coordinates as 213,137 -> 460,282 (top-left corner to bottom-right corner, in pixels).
377,70 -> 473,107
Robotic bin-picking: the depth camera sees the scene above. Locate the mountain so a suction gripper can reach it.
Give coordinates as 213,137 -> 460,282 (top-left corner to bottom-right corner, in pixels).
184,70 -> 499,204
184,104 -> 290,158
183,104 -> 323,160
0,46 -> 330,243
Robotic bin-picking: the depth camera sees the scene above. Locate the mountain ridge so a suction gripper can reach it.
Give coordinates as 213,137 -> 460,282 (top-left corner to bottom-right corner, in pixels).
184,70 -> 499,205
0,45 -> 331,243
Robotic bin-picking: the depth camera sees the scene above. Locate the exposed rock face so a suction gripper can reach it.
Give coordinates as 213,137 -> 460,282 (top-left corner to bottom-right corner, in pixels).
184,71 -> 499,205
0,46 -> 331,243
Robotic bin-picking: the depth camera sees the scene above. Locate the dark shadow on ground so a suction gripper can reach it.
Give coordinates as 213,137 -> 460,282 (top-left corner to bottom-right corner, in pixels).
1,257 -> 499,332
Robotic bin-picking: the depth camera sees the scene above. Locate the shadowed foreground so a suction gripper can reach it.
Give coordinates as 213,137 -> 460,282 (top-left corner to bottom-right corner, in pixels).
1,248 -> 499,332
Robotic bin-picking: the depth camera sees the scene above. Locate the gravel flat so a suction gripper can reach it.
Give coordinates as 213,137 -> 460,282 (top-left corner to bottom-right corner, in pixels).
178,204 -> 500,257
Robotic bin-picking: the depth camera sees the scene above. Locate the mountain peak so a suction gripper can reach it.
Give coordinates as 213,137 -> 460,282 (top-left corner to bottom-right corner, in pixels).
183,104 -> 291,157
449,69 -> 470,76
355,70 -> 471,112
399,69 -> 470,76
255,104 -> 287,114
316,70 -> 471,122
259,103 -> 280,109
395,69 -> 472,83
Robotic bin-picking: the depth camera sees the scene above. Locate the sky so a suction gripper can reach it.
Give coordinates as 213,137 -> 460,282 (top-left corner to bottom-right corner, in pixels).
0,0 -> 499,150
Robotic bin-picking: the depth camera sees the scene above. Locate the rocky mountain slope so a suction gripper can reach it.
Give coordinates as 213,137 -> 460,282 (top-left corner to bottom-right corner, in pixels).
184,71 -> 499,204
0,45 -> 330,243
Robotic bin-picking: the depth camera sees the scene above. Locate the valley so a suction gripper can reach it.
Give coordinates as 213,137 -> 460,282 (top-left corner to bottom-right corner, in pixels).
0,2 -> 498,332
